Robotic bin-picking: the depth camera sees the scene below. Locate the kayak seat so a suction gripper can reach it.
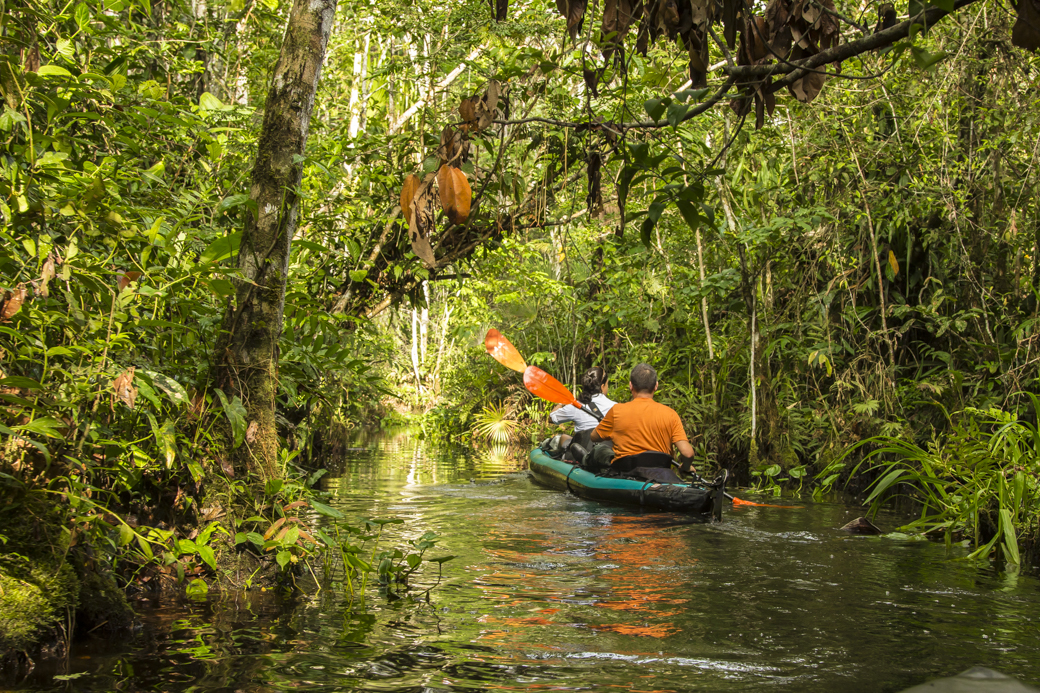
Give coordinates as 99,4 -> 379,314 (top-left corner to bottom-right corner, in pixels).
611,451 -> 674,473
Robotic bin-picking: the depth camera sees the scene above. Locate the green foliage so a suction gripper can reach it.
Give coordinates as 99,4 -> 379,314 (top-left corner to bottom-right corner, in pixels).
845,398 -> 1040,565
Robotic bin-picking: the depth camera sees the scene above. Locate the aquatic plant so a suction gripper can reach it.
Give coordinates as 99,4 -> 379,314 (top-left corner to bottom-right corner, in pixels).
845,396 -> 1040,565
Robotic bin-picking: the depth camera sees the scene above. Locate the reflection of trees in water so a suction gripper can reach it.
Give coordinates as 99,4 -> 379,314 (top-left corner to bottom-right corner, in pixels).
466,502 -> 690,649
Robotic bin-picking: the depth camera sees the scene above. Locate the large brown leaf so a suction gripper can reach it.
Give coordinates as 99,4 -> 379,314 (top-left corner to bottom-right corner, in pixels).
556,0 -> 588,39
601,0 -> 642,59
437,165 -> 472,225
1013,0 -> 1040,51
789,70 -> 826,103
400,174 -> 420,225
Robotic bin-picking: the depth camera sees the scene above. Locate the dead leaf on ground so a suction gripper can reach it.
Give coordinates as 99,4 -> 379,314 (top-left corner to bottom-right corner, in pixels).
219,456 -> 235,478
437,165 -> 472,225
0,285 -> 26,321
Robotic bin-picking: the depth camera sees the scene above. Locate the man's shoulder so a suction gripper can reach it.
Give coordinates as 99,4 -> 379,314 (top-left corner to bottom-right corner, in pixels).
649,399 -> 681,417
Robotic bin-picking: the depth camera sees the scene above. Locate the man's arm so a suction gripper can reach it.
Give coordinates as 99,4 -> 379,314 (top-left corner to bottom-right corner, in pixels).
674,440 -> 695,473
590,429 -> 604,443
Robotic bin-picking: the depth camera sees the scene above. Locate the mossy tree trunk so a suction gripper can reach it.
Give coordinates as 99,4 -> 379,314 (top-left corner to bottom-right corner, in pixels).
213,0 -> 338,476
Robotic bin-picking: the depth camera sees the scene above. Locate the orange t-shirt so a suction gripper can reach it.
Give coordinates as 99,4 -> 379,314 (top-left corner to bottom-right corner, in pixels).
593,397 -> 687,461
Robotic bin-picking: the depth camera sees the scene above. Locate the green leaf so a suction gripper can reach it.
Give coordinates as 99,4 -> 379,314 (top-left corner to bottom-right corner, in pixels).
185,578 -> 208,598
428,555 -> 455,564
198,545 -> 217,571
16,416 -> 64,439
643,97 -> 667,120
199,231 -> 242,264
74,3 -> 91,29
310,500 -> 344,518
640,218 -> 655,249
216,194 -> 252,213
117,524 -> 134,547
666,102 -> 689,128
406,553 -> 421,568
140,371 -> 188,406
910,46 -> 947,71
999,508 -> 1020,564
214,389 -> 247,448
136,534 -> 153,559
676,201 -> 701,233
38,65 -> 73,78
199,91 -> 227,111
246,531 -> 265,547
0,377 -> 44,389
276,550 -> 291,570
234,531 -> 248,545
647,199 -> 666,222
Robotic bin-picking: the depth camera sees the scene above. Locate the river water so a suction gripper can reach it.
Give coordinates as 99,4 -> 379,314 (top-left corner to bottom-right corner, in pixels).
18,428 -> 1040,692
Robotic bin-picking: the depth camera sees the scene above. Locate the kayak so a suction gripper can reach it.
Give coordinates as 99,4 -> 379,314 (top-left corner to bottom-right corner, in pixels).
528,447 -> 725,520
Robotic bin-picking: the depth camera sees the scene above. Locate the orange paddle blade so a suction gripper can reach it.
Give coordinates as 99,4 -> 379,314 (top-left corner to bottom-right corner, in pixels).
731,497 -> 803,509
523,366 -> 579,407
485,329 -> 527,373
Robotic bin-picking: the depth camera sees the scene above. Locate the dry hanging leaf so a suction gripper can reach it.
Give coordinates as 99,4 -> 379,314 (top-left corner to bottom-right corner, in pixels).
39,256 -> 55,298
1013,0 -> 1040,51
400,174 -> 420,225
555,0 -> 588,39
118,271 -> 142,291
601,0 -> 641,60
789,70 -> 825,103
112,366 -> 138,409
409,175 -> 439,267
888,250 -> 900,277
437,126 -> 467,166
437,165 -> 472,225
874,2 -> 897,33
0,285 -> 26,322
459,96 -> 479,127
586,152 -> 602,216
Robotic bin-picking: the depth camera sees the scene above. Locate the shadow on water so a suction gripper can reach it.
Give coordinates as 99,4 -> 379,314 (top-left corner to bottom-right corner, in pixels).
13,427 -> 1040,692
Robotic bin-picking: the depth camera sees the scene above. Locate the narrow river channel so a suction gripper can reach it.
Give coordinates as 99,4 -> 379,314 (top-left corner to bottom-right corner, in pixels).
19,428 -> 1040,692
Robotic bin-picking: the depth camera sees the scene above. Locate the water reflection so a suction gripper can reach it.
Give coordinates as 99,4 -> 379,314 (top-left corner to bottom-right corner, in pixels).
12,428 -> 1040,692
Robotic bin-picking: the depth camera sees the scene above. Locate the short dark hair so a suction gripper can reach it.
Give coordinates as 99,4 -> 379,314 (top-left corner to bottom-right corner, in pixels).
630,363 -> 657,394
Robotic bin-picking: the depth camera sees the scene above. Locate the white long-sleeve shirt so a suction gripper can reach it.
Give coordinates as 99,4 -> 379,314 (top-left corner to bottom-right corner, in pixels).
549,393 -> 616,432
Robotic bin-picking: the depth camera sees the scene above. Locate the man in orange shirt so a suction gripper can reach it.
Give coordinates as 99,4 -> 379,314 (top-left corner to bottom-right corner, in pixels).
589,363 -> 696,475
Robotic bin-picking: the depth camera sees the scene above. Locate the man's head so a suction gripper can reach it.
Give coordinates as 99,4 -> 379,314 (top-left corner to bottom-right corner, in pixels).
629,363 -> 658,395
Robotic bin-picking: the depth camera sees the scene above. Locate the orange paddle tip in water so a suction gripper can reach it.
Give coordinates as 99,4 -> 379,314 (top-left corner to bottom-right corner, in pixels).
484,329 -> 527,373
731,497 -> 804,509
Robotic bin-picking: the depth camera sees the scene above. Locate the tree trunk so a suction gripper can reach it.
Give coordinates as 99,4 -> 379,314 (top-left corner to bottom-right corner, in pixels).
212,0 -> 338,476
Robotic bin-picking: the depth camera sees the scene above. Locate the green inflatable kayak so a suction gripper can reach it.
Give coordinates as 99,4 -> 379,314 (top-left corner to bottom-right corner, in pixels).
528,447 -> 725,519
